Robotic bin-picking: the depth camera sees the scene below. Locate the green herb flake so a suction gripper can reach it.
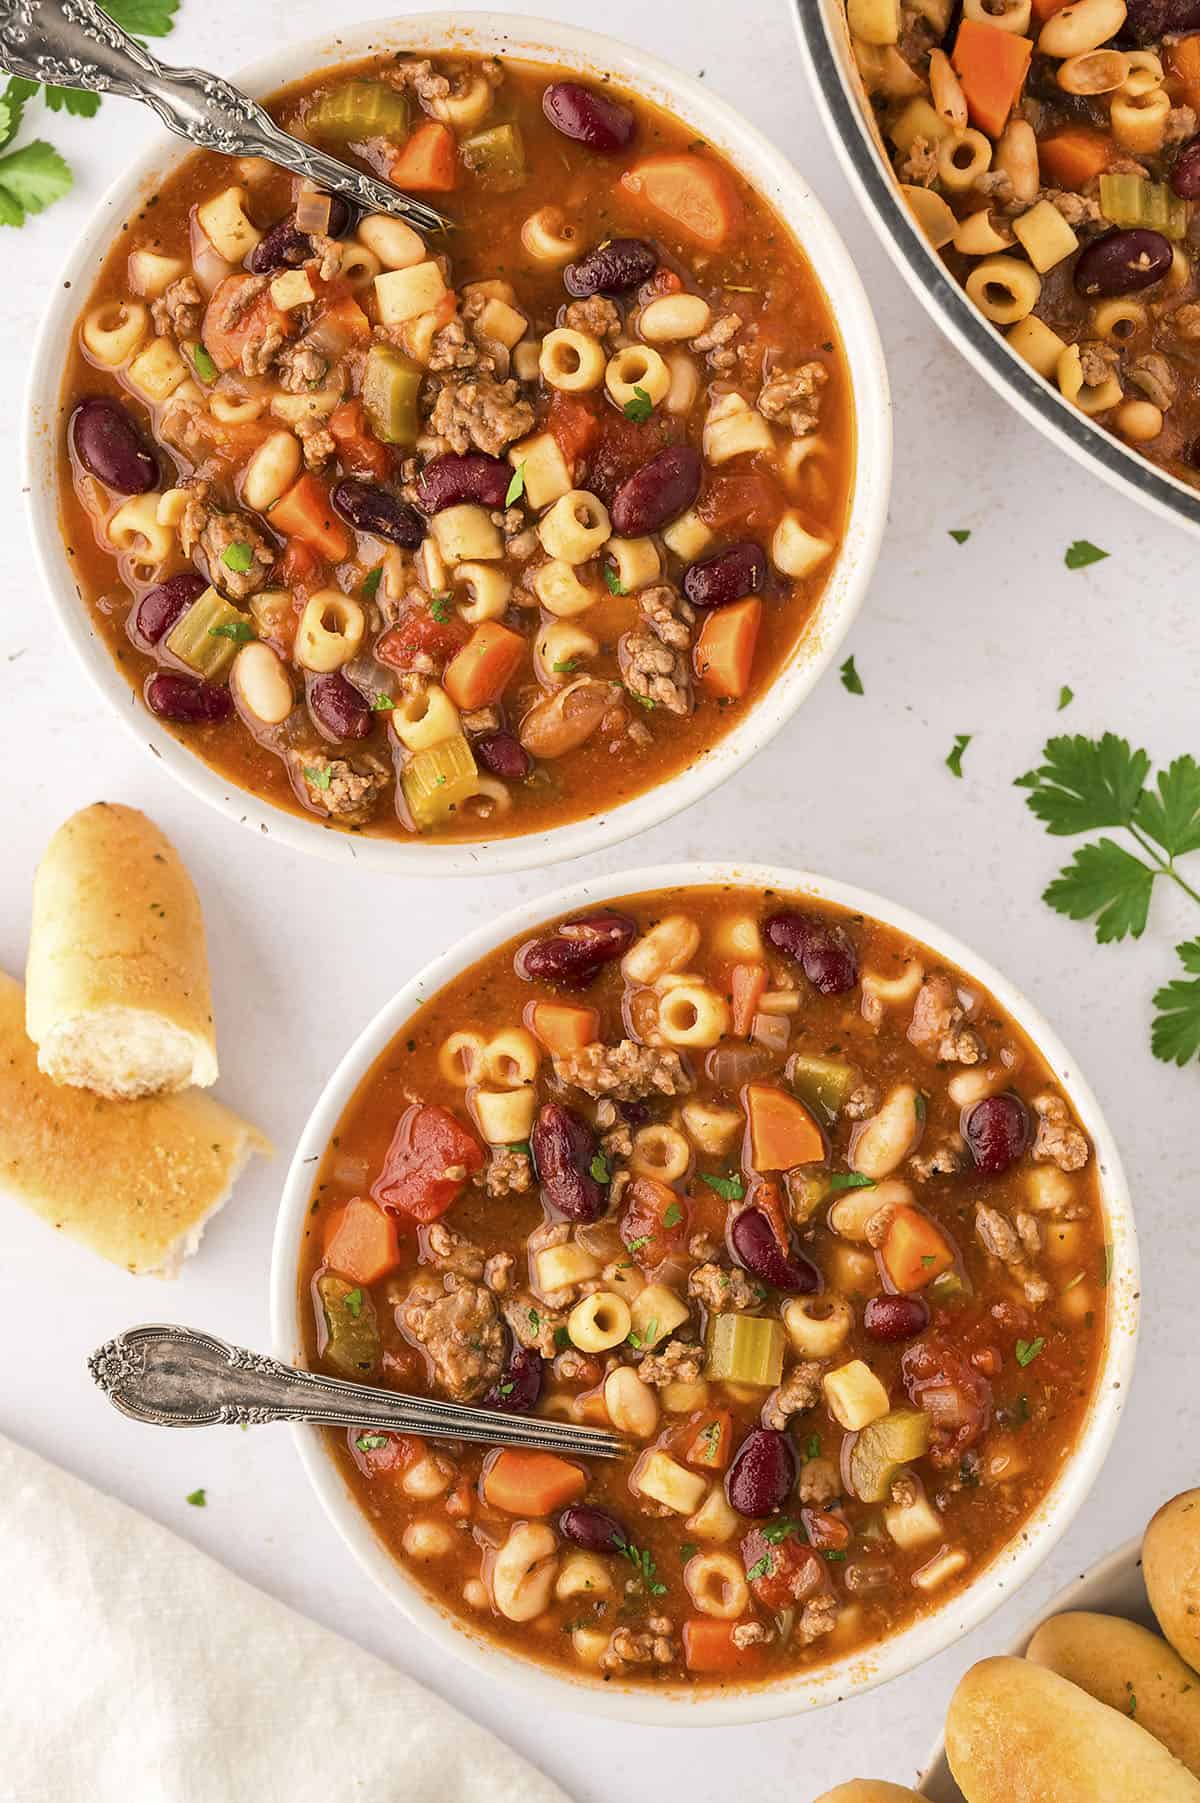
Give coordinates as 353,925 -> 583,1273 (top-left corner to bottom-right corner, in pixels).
356,1433 -> 389,1451
344,1288 -> 364,1320
762,1519 -> 804,1544
700,1171 -> 745,1202
498,1381 -> 515,1397
839,654 -> 864,696
1015,1336 -> 1045,1367
604,566 -> 627,597
823,1549 -> 847,1562
946,733 -> 973,779
1058,684 -> 1074,712
619,1539 -> 666,1596
805,1435 -> 821,1460
554,1325 -> 570,1352
527,1307 -> 540,1331
623,384 -> 654,424
745,1552 -> 773,1582
185,1488 -> 206,1507
304,765 -> 332,791
429,593 -> 452,624
681,1543 -> 699,1562
505,461 -> 527,506
589,1151 -> 611,1183
209,619 -> 256,643
827,1172 -> 875,1194
1128,1688 -> 1138,1717
371,693 -> 396,711
362,565 -> 383,599
192,344 -> 218,384
1065,539 -> 1109,571
663,1200 -> 684,1228
948,528 -> 971,545
552,658 -> 579,674
222,540 -> 255,574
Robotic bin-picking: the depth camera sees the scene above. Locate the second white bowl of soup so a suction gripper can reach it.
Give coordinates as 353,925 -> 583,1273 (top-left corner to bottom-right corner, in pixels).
270,861 -> 1137,1722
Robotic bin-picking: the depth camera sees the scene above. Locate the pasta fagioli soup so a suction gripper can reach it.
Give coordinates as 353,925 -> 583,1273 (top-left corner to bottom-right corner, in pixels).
299,884 -> 1109,1687
59,49 -> 852,842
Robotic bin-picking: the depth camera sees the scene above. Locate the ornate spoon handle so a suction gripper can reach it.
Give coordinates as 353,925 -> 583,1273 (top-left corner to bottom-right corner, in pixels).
88,1324 -> 627,1458
0,0 -> 449,231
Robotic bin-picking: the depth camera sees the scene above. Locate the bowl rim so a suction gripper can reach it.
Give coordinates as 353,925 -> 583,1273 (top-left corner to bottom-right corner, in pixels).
790,0 -> 1200,540
268,858 -> 1139,1726
23,8 -> 892,877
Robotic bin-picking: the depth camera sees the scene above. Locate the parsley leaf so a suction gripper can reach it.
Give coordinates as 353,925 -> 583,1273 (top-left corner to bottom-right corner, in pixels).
104,0 -> 181,34
371,694 -> 396,711
356,1433 -> 389,1451
362,565 -> 383,599
746,1552 -> 773,1582
209,619 -> 256,644
604,566 -> 627,597
0,140 -> 71,226
429,593 -> 452,624
43,86 -> 101,118
552,658 -> 579,674
1152,939 -> 1200,1066
805,1434 -> 821,1459
1058,685 -> 1074,712
827,1172 -> 876,1194
617,1539 -> 666,1595
700,1171 -> 745,1202
1065,539 -> 1108,570
839,654 -> 864,696
1044,839 -> 1156,943
303,765 -> 332,791
505,461 -> 526,506
1015,1336 -> 1045,1367
222,541 -> 254,574
1134,756 -> 1200,861
663,1200 -> 683,1228
344,1288 -> 364,1319
1016,733 -> 1151,837
948,528 -> 971,545
589,1151 -> 610,1183
946,733 -> 972,779
186,1488 -> 206,1507
762,1518 -> 804,1544
623,384 -> 654,424
192,344 -> 218,384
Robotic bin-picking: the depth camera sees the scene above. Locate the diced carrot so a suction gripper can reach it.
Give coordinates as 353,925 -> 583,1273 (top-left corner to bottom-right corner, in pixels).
882,1204 -> 956,1291
524,999 -> 600,1056
1030,0 -> 1071,17
372,1102 -> 485,1223
1036,124 -> 1114,190
386,120 -> 458,192
1170,35 -> 1200,111
694,597 -> 762,700
684,1410 -> 734,1473
619,154 -> 741,248
201,272 -> 297,375
952,18 -> 1033,140
443,621 -> 526,710
730,962 -> 767,1038
330,399 -> 392,481
744,1082 -> 824,1172
276,538 -> 322,589
546,392 -> 602,472
574,1388 -> 611,1428
270,473 -> 350,562
752,1178 -> 793,1261
682,1618 -> 765,1675
620,1174 -> 689,1270
482,1449 -> 586,1516
322,1196 -> 401,1285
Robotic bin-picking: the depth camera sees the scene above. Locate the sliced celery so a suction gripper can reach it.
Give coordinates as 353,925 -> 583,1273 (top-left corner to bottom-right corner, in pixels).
362,344 -> 423,447
1098,173 -> 1190,241
787,1052 -> 860,1125
402,732 -> 479,831
704,1313 -> 784,1387
165,586 -> 251,680
463,123 -> 526,188
316,1272 -> 380,1378
786,1164 -> 832,1225
306,81 -> 410,144
928,1268 -> 970,1306
847,1408 -> 931,1503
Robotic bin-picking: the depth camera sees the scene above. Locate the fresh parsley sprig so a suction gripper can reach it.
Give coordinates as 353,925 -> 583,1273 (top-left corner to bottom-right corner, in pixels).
1017,732 -> 1200,1065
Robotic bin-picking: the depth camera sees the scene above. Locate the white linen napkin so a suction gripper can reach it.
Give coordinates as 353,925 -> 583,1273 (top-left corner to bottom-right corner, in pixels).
0,1433 -> 572,1803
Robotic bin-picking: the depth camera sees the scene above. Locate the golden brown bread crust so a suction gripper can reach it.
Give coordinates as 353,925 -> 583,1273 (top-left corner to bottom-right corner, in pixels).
1027,1610 -> 1200,1776
1146,1491 -> 1200,1676
25,802 -> 217,1098
946,1656 -> 1200,1802
0,969 -> 267,1274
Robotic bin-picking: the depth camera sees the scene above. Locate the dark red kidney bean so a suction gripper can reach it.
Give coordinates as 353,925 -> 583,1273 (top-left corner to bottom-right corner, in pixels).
530,1101 -> 608,1223
1074,228 -> 1172,298
563,237 -> 658,298
249,217 -> 312,273
963,1093 -> 1031,1175
729,1207 -> 820,1294
474,729 -> 531,781
132,572 -> 207,647
1123,0 -> 1200,41
1173,137 -> 1200,199
559,1504 -> 628,1553
308,670 -> 371,741
610,446 -> 702,537
542,80 -> 636,153
764,911 -> 859,995
683,541 -> 768,610
71,397 -> 157,494
145,671 -> 233,724
326,194 -> 355,237
482,1347 -> 543,1415
516,910 -> 637,988
726,1428 -> 797,1519
331,477 -> 425,548
416,453 -> 511,513
864,1294 -> 930,1343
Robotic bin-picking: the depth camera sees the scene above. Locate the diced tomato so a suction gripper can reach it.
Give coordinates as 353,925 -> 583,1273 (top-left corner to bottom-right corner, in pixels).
639,267 -> 683,301
330,399 -> 393,481
372,1102 -> 485,1223
349,1429 -> 422,1477
385,120 -> 458,192
699,471 -> 784,534
202,273 -> 297,375
741,1526 -> 829,1611
802,1508 -> 851,1553
376,606 -> 467,671
902,1339 -> 993,1469
276,539 -> 323,589
620,1174 -> 690,1270
546,392 -> 602,474
749,1178 -> 792,1263
683,1410 -> 734,1472
323,1196 -> 401,1285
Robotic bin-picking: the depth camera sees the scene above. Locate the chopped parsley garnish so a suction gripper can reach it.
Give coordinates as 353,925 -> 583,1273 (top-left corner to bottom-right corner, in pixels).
627,1320 -> 657,1351
527,1307 -> 540,1331
553,1325 -> 571,1352
805,1435 -> 821,1460
1065,538 -> 1109,571
604,566 -> 627,597
761,1519 -> 804,1544
590,1151 -> 611,1183
1128,1687 -> 1138,1717
700,1171 -> 745,1202
948,528 -> 971,545
505,461 -> 527,506
362,565 -> 383,598
946,733 -> 973,779
303,765 -> 332,791
185,1488 -> 206,1507
508,1142 -> 531,1158
1015,1336 -> 1045,1367
623,384 -> 654,424
371,693 -> 396,711
1058,684 -> 1074,712
429,593 -> 452,624
827,1172 -> 875,1194
617,1539 -> 666,1595
625,1233 -> 651,1253
839,654 -> 864,696
222,541 -> 254,574
498,1381 -> 514,1397
553,658 -> 579,674
209,619 -> 256,643
746,1551 -> 773,1582
344,1288 -> 364,1319
914,1092 -> 927,1123
822,1549 -> 847,1561
356,1433 -> 389,1451
192,345 -> 218,384
681,1543 -> 698,1562
663,1200 -> 684,1228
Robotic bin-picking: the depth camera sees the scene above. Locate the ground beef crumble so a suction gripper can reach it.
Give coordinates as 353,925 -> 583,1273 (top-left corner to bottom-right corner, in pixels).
553,1038 -> 691,1101
399,1274 -> 506,1401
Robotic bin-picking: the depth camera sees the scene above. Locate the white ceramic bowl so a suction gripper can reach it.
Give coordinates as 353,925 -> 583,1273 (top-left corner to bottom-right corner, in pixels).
269,859 -> 1139,1725
920,1537 -> 1147,1799
792,0 -> 1200,539
24,12 -> 891,877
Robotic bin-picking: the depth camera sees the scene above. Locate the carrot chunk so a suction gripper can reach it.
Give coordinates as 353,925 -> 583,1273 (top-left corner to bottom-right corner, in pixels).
694,597 -> 762,700
1030,0 -> 1072,17
270,473 -> 350,562
323,1196 -> 402,1286
730,962 -> 767,1038
1171,35 -> 1200,110
201,272 -> 297,374
684,1410 -> 734,1472
1036,125 -> 1113,190
386,120 -> 458,192
744,1082 -> 824,1171
525,1000 -> 600,1056
619,154 -> 740,248
330,400 -> 392,482
682,1618 -> 765,1674
881,1204 -> 956,1291
443,621 -> 526,710
952,18 -> 1033,139
482,1449 -> 586,1515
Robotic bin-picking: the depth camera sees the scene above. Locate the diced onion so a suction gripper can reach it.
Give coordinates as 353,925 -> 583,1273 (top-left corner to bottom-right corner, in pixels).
295,184 -> 333,235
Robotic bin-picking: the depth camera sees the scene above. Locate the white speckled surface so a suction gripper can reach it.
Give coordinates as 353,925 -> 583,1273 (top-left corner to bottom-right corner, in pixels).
0,1 -> 1192,1796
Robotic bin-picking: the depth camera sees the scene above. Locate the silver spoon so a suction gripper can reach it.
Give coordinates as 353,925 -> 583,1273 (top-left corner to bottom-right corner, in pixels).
0,0 -> 451,233
89,1323 -> 629,1460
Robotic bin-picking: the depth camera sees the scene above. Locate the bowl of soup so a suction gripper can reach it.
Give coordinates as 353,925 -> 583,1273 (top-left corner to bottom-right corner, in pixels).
270,862 -> 1137,1720
28,15 -> 890,874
